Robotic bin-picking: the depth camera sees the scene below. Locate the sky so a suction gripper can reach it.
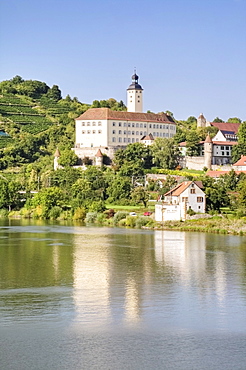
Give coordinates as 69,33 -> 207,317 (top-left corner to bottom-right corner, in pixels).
0,0 -> 246,121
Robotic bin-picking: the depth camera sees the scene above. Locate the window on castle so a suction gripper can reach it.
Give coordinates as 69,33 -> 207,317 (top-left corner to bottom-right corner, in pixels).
82,130 -> 85,134
227,152 -> 229,156
128,131 -> 131,135
226,146 -> 229,150
92,130 -> 96,134
140,131 -> 143,136
98,130 -> 102,134
124,138 -> 127,143
119,122 -> 122,126
136,123 -> 139,127
160,125 -> 162,129
144,124 -> 147,128
128,123 -> 131,127
92,122 -> 96,126
136,138 -> 139,142
124,130 -> 126,135
140,123 -> 143,128
136,131 -> 139,135
132,123 -> 135,127
128,138 -> 130,142
221,146 -> 224,150
197,197 -> 203,202
124,122 -> 127,127
156,124 -> 159,129
138,100 -> 140,103
119,130 -> 122,134
87,130 -> 91,134
132,138 -> 135,143
112,137 -> 116,142
153,132 -> 156,136
87,122 -> 91,126
132,131 -> 135,135
98,122 -> 102,126
153,124 -> 156,129
118,137 -> 122,143
149,124 -> 152,128
112,130 -> 115,134
222,151 -> 225,156
182,197 -> 188,202
113,122 -> 116,126
82,122 -> 85,126
144,131 -> 147,135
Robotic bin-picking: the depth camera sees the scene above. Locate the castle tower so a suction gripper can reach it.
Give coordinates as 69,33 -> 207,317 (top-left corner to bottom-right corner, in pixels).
197,113 -> 206,128
95,149 -> 103,167
54,148 -> 61,170
127,71 -> 143,113
204,133 -> 213,169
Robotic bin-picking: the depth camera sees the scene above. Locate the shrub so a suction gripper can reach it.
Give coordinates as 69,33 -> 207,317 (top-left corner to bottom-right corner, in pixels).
135,216 -> 150,228
118,218 -> 127,227
113,211 -> 129,226
85,212 -> 97,223
88,200 -> 106,213
49,206 -> 62,220
73,207 -> 86,220
96,213 -> 106,224
0,208 -> 9,218
187,208 -> 196,216
125,216 -> 137,228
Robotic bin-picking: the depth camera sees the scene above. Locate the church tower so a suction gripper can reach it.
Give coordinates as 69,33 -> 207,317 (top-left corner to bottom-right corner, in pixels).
127,71 -> 143,113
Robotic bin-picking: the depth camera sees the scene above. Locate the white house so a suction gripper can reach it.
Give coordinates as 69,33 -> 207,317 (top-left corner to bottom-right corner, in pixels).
155,181 -> 206,222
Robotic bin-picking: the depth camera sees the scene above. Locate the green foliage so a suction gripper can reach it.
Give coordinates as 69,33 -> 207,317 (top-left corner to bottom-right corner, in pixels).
31,187 -> 64,218
58,149 -> 78,167
186,130 -> 200,156
212,117 -> 224,123
114,142 -> 152,174
73,207 -> 86,220
113,211 -> 129,226
85,212 -> 98,223
227,117 -> 241,124
131,186 -> 149,207
88,200 -> 106,213
150,138 -> 179,169
106,175 -> 132,202
49,206 -> 62,220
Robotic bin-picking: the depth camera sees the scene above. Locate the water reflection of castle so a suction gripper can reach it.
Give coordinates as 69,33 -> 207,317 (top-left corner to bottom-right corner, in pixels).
70,230 -> 229,325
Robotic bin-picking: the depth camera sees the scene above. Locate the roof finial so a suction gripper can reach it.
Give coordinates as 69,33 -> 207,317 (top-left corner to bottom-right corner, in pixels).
134,67 -> 136,74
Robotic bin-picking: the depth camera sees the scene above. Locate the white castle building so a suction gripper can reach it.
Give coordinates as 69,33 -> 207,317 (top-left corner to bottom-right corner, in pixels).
73,73 -> 176,162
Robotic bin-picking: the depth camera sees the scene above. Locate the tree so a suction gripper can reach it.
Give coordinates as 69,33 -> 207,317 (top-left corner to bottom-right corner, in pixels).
232,122 -> 246,162
106,175 -> 132,202
131,186 -> 149,207
227,117 -> 241,124
46,85 -> 62,102
151,138 -> 179,169
58,149 -> 78,167
186,130 -> 200,156
114,142 -> 152,171
212,117 -> 224,123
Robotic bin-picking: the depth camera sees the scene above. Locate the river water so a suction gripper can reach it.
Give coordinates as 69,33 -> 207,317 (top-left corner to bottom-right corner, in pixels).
0,219 -> 246,370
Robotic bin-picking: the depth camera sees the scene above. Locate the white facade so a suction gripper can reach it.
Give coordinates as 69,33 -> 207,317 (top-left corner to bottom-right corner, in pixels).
127,89 -> 143,113
75,111 -> 176,149
127,72 -> 143,113
155,181 -> 206,222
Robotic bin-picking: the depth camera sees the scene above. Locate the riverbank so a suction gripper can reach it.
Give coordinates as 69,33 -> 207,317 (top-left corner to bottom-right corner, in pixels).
5,208 -> 246,236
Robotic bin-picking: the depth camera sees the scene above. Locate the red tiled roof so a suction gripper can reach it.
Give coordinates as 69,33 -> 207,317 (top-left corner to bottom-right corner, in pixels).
206,170 -> 246,178
199,140 -> 238,146
95,149 -> 103,157
233,155 -> 246,166
211,122 -> 240,134
76,108 -> 175,123
164,181 -> 204,196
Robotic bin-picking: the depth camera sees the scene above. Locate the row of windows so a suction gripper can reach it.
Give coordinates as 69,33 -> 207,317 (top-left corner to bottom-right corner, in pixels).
81,121 -> 102,126
112,122 -> 174,129
219,146 -> 231,150
112,130 -> 171,137
82,130 -> 102,134
112,137 -> 140,143
181,196 -> 203,202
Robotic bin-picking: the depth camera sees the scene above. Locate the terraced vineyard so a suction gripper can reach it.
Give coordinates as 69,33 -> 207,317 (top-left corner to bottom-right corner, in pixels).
0,94 -> 54,134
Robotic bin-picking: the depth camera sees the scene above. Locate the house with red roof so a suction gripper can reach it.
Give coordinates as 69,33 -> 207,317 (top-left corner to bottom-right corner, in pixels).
155,181 -> 205,221
233,155 -> 246,171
